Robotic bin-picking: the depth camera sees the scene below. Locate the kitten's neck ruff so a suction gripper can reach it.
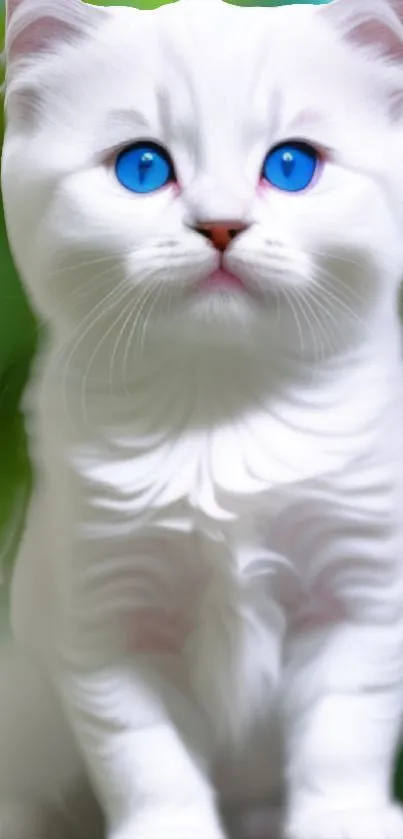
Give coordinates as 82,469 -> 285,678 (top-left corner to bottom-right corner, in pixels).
49,282 -> 399,387
43,297 -> 400,440
32,309 -> 401,528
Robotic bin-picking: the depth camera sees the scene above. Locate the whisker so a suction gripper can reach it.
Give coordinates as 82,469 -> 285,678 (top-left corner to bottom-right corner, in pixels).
301,288 -> 339,351
292,287 -> 336,361
311,275 -> 365,327
80,284 -> 136,429
63,265 -> 123,308
108,294 -> 143,392
58,282 -> 133,423
282,289 -> 305,355
51,247 -> 133,276
313,263 -> 365,307
139,281 -> 168,354
123,276 -> 163,396
288,290 -> 326,371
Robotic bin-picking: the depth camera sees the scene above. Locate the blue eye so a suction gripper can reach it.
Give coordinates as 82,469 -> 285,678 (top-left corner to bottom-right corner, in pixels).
263,142 -> 319,193
115,142 -> 175,194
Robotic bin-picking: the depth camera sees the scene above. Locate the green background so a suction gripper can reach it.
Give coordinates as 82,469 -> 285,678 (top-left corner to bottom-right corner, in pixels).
1,0 -> 402,794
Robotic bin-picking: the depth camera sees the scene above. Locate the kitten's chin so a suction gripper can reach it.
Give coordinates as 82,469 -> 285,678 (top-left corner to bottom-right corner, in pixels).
162,289 -> 266,350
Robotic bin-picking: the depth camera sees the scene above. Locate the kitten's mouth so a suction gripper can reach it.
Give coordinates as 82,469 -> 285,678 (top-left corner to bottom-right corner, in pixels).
197,268 -> 248,293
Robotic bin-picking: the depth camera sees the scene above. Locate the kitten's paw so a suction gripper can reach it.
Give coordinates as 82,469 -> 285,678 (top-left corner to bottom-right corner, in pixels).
284,804 -> 403,839
110,806 -> 226,839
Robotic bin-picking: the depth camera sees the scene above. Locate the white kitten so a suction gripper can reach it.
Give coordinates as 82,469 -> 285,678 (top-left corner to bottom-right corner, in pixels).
2,0 -> 403,837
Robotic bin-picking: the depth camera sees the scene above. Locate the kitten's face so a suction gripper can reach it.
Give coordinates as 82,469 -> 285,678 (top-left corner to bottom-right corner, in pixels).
3,0 -> 403,358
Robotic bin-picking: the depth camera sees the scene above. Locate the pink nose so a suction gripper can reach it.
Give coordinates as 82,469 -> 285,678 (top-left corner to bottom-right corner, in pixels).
195,221 -> 248,252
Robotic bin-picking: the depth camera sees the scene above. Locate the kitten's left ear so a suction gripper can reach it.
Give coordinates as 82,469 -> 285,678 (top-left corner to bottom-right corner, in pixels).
5,0 -> 107,65
320,0 -> 403,61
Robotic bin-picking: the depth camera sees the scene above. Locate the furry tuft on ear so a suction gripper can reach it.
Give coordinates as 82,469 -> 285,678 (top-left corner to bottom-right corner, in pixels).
321,0 -> 403,62
5,0 -> 106,65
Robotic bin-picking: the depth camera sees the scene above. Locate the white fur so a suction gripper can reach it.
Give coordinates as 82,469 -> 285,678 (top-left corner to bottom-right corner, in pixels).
2,0 -> 403,837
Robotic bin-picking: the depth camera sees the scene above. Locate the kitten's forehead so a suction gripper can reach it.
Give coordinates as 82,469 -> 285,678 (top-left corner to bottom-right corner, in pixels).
75,3 -> 332,136
109,2 -> 317,97
27,1 -> 381,162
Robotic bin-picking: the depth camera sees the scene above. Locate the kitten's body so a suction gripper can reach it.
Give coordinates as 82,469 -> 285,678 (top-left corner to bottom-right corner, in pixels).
2,1 -> 403,837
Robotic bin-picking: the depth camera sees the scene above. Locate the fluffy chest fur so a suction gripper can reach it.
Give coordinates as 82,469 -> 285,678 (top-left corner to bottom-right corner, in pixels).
30,344 -> 389,526
21,341 -> 399,747
28,342 -> 400,639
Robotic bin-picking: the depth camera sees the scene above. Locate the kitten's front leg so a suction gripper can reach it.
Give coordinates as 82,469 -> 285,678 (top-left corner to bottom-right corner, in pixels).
57,659 -> 225,839
32,523 -> 226,839
283,553 -> 403,839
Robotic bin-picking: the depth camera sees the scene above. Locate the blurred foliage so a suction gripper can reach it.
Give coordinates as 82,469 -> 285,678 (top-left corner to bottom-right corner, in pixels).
0,7 -> 37,581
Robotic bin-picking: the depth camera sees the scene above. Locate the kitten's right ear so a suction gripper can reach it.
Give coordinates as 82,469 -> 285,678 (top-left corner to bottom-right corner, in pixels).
5,0 -> 107,65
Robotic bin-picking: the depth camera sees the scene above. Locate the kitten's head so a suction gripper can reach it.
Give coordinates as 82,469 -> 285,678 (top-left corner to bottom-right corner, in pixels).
3,0 -> 403,365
